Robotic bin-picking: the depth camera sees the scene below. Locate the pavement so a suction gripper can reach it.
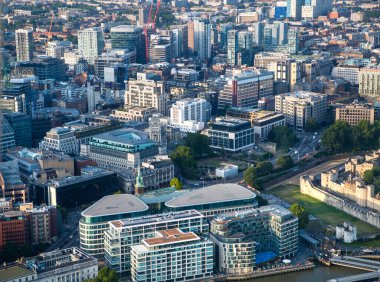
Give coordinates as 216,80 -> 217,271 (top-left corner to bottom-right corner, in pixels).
266,158 -> 346,190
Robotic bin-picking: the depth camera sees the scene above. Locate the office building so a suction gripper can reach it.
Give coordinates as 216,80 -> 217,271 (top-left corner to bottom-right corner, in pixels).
94,49 -> 136,79
0,247 -> 98,282
37,167 -> 118,208
335,103 -> 375,125
78,27 -> 105,64
149,34 -> 172,63
275,91 -> 327,130
331,66 -> 360,85
18,57 -> 67,81
0,211 -> 27,250
302,0 -> 332,19
165,183 -> 257,217
80,194 -> 149,258
0,116 -> 16,156
287,0 -> 303,20
210,205 -> 298,274
4,112 -> 32,148
268,60 -> 302,91
104,210 -> 209,273
88,128 -> 157,171
359,68 -> 380,102
207,118 -> 255,152
254,52 -> 290,68
39,127 -> 78,155
125,73 -> 168,115
0,161 -> 29,203
111,25 -> 142,51
219,70 -> 274,109
170,98 -> 211,132
111,107 -> 158,123
187,19 -> 211,59
16,29 -> 33,62
131,229 -> 214,282
45,41 -> 69,59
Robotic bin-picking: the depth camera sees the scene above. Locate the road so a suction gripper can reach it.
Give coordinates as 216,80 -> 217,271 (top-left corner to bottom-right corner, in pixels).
266,158 -> 346,190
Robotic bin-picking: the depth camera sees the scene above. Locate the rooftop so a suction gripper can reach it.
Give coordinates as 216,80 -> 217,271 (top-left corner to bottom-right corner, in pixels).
142,228 -> 199,247
81,194 -> 148,218
165,183 -> 256,208
91,128 -> 152,145
0,265 -> 35,281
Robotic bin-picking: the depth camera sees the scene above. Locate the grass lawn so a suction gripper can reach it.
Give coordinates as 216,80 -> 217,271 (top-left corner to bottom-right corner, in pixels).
343,239 -> 380,248
270,184 -> 380,235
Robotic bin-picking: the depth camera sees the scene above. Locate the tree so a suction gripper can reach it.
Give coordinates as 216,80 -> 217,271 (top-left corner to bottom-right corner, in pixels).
184,133 -> 212,159
321,121 -> 353,152
243,166 -> 260,189
363,169 -> 375,185
255,161 -> 273,176
170,178 -> 183,190
276,155 -> 294,170
268,126 -> 297,151
305,117 -> 319,132
85,267 -> 118,282
256,195 -> 268,207
170,146 -> 196,178
290,203 -> 309,229
1,242 -> 20,262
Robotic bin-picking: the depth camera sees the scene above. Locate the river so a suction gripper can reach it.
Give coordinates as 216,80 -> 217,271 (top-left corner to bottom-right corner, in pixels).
252,264 -> 366,282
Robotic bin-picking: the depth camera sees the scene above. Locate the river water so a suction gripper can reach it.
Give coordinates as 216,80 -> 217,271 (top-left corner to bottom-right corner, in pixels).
252,264 -> 366,282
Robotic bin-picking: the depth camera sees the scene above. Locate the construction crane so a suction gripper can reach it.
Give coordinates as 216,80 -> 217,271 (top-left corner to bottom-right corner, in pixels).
143,0 -> 161,63
48,14 -> 54,40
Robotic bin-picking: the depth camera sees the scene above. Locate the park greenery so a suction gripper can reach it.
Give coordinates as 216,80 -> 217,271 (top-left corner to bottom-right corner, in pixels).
290,203 -> 309,229
170,177 -> 183,190
321,120 -> 380,153
1,242 -> 49,262
243,161 -> 274,189
170,133 -> 212,178
276,155 -> 294,170
268,126 -> 297,151
304,117 -> 320,132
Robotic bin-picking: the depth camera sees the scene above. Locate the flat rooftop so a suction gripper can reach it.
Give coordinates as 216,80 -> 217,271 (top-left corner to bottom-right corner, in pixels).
165,183 -> 256,208
143,228 -> 199,247
91,128 -> 152,145
81,194 -> 148,218
0,266 -> 35,280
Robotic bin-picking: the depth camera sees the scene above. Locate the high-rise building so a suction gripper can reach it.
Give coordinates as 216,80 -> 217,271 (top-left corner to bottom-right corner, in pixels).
131,228 -> 214,282
0,116 -> 16,157
125,73 -> 169,115
46,41 -> 69,58
219,69 -> 274,109
172,25 -> 188,57
268,60 -> 302,91
110,25 -> 143,62
227,30 -> 238,66
16,29 -> 33,62
275,91 -> 327,130
78,27 -> 105,64
0,211 -> 27,250
104,210 -> 209,273
18,57 -> 68,81
359,68 -> 380,102
302,0 -> 332,19
4,112 -> 32,148
187,19 -> 211,59
287,0 -> 304,20
210,205 -> 298,274
149,34 -> 172,63
170,98 -> 211,132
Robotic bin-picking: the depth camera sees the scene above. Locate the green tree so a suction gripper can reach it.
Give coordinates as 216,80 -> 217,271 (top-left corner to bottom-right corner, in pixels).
184,133 -> 212,159
170,178 -> 183,190
305,117 -> 319,132
243,166 -> 260,189
363,169 -> 375,185
1,242 -> 20,262
290,203 -> 309,229
170,146 -> 196,178
85,267 -> 118,282
268,126 -> 297,151
321,121 -> 353,152
276,155 -> 294,170
255,161 -> 273,176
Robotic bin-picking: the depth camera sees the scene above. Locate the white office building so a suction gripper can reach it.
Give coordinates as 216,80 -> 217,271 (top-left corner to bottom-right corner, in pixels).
16,29 -> 33,62
332,66 -> 360,85
78,27 -> 105,64
39,127 -> 78,154
170,98 -> 211,132
104,209 -> 209,273
131,228 -> 214,282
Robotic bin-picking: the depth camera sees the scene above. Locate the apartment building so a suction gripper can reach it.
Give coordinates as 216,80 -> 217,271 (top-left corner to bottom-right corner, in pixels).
359,68 -> 380,101
104,210 -> 209,273
210,205 -> 298,274
130,228 -> 213,282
